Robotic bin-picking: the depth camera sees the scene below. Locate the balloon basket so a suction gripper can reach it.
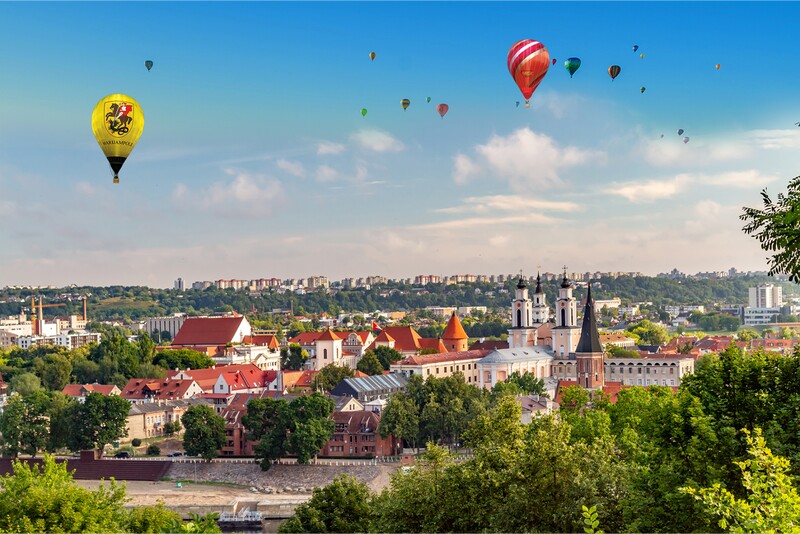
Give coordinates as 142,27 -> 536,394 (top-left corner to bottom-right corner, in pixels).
113,176 -> 119,184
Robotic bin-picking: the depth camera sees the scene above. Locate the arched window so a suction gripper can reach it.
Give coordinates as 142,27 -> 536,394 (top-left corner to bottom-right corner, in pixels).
517,309 -> 522,327
324,348 -> 328,359
561,309 -> 566,326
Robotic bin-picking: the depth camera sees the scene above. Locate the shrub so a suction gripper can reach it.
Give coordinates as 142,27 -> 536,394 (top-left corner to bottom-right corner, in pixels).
131,438 -> 142,447
146,444 -> 161,456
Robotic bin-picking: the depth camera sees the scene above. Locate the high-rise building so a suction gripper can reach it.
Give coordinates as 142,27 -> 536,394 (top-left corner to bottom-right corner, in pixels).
749,285 -> 783,308
174,278 -> 185,291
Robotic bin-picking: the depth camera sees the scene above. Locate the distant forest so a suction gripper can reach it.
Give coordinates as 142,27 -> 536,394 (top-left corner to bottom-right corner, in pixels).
0,275 -> 796,323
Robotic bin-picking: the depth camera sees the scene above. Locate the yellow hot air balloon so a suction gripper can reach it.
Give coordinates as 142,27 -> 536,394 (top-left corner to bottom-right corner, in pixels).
91,93 -> 144,184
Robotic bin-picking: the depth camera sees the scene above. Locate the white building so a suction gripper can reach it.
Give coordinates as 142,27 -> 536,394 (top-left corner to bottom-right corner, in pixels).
17,332 -> 101,350
744,307 -> 781,326
475,347 -> 553,390
749,285 -> 783,308
142,314 -> 187,340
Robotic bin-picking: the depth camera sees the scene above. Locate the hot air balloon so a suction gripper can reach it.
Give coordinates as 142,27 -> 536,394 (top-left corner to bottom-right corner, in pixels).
144,60 -> 153,71
640,87 -> 646,93
677,129 -> 684,136
426,96 -> 431,103
633,45 -> 639,52
551,58 -> 557,65
507,39 -> 550,107
683,136 -> 690,144
400,99 -> 410,111
91,94 -> 144,184
640,53 -> 645,59
715,63 -> 721,70
564,57 -> 581,78
437,103 -> 449,118
516,101 -> 520,108
361,108 -> 368,117
660,134 -> 664,138
608,65 -> 621,80
369,52 -> 376,61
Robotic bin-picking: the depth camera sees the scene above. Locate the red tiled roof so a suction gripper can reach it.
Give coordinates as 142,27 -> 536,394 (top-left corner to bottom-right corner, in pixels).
373,330 -> 395,343
317,329 -> 342,341
121,378 -> 199,400
242,334 -> 279,349
332,410 -> 381,434
172,317 -> 247,347
418,338 -> 447,353
396,349 -> 492,366
61,383 -> 119,397
442,313 -> 468,341
282,370 -> 318,389
166,364 -> 277,393
289,332 -> 323,345
381,326 -> 424,352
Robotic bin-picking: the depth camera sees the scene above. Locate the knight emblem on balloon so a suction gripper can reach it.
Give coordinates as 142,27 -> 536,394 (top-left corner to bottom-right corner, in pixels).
104,101 -> 135,136
91,93 -> 144,183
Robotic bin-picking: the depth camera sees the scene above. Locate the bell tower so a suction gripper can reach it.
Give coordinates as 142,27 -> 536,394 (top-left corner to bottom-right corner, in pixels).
575,284 -> 605,390
508,272 -> 537,349
552,267 -> 579,359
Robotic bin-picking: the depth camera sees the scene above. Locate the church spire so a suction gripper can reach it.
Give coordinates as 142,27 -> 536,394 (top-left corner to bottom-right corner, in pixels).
576,284 -> 603,353
534,272 -> 543,294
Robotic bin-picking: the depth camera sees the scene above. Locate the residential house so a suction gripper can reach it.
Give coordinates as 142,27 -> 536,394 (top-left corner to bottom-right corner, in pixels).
126,398 -> 210,442
170,315 -> 252,356
62,383 -> 121,401
121,378 -> 204,404
320,410 -> 401,458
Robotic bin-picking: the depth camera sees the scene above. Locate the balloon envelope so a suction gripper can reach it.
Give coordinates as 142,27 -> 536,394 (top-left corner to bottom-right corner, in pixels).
507,39 -> 550,101
436,103 -> 449,118
715,63 -> 721,70
564,57 -> 581,77
640,87 -> 646,93
91,93 -> 144,184
633,45 -> 639,52
369,52 -> 376,61
400,99 -> 410,110
660,134 -> 664,138
551,58 -> 557,65
608,65 -> 621,80
640,53 -> 645,58
683,136 -> 690,144
677,129 -> 684,135
144,60 -> 153,71
426,96 -> 431,103
361,108 -> 367,117
516,101 -> 520,107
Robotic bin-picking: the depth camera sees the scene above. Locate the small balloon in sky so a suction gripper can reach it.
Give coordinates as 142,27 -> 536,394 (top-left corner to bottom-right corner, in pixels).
507,39 -> 551,107
361,108 -> 367,117
660,134 -> 664,138
715,63 -> 721,70
144,60 -> 153,71
516,101 -> 520,108
426,96 -> 431,103
633,45 -> 639,52
677,128 -> 684,135
640,86 -> 646,93
551,58 -> 557,65
437,103 -> 449,118
640,53 -> 645,59
400,99 -> 410,110
369,52 -> 376,61
608,65 -> 621,80
564,57 -> 581,78
683,136 -> 690,144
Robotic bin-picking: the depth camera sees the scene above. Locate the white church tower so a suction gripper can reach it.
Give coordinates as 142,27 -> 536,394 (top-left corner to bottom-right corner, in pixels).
508,274 -> 537,349
552,269 -> 580,359
531,272 -> 549,327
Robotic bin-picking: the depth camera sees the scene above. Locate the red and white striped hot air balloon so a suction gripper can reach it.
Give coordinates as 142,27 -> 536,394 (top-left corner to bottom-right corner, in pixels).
507,39 -> 550,106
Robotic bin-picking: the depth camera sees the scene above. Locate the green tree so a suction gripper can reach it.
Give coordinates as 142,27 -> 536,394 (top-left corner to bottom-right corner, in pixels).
372,346 -> 404,370
379,393 -> 420,451
146,444 -> 161,456
47,391 -> 76,452
683,428 -> 800,532
627,320 -> 668,346
356,351 -> 384,376
505,371 -> 547,396
280,343 -> 308,371
0,455 -> 128,533
153,348 -> 214,371
312,364 -> 354,392
10,372 -> 42,396
606,344 -> 641,358
0,392 -> 51,457
560,385 -> 591,413
741,175 -> 800,281
279,475 -> 375,533
136,332 -> 157,364
182,405 -> 226,461
68,392 -> 131,454
38,353 -> 72,391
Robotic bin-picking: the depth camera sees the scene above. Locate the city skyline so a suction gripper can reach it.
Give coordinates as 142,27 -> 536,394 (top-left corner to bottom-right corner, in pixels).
1,2 -> 798,286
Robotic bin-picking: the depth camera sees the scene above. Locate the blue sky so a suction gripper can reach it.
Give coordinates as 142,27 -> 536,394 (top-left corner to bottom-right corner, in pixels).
1,1 -> 799,287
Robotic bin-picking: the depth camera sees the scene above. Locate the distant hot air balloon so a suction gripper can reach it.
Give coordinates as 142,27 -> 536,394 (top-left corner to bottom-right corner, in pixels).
361,108 -> 368,117
91,93 -> 144,184
400,99 -> 410,111
564,57 -> 581,78
426,96 -> 431,103
369,52 -> 376,61
660,134 -> 665,138
715,63 -> 721,70
608,65 -> 621,80
640,53 -> 645,59
507,39 -> 550,107
516,101 -> 520,108
551,58 -> 557,65
633,45 -> 639,52
436,103 -> 449,118
683,136 -> 690,144
677,129 -> 684,136
640,86 -> 646,93
144,60 -> 153,71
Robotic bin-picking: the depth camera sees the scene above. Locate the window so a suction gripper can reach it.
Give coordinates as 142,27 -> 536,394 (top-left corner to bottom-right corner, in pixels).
670,368 -> 674,375
324,348 -> 328,360
436,367 -> 440,374
646,368 -> 650,374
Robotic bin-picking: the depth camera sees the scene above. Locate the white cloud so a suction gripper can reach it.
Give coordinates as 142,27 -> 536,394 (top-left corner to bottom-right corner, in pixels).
437,195 -> 580,214
457,128 -> 605,191
453,154 -> 480,185
746,129 -> 800,150
610,175 -> 689,202
351,129 -> 404,153
276,159 -> 305,177
315,165 -> 339,182
173,169 -> 285,218
74,181 -> 98,196
317,141 -> 346,155
642,136 -> 753,167
705,170 -> 777,188
411,213 -> 558,232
